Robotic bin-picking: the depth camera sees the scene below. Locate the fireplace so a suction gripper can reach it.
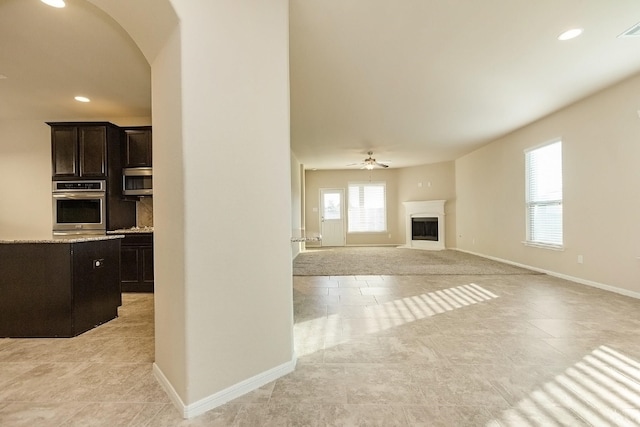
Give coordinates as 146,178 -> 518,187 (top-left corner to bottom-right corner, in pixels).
403,200 -> 446,250
412,217 -> 438,241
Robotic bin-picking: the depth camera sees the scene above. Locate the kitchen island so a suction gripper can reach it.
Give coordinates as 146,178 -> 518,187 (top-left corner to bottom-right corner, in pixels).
0,234 -> 124,338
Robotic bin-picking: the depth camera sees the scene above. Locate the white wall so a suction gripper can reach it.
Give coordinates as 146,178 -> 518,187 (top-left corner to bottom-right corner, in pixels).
0,120 -> 51,239
456,72 -> 640,295
163,0 -> 294,409
305,168 -> 402,246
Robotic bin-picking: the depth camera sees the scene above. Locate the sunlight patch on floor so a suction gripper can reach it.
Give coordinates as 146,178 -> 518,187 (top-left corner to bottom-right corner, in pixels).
295,283 -> 499,357
491,346 -> 640,426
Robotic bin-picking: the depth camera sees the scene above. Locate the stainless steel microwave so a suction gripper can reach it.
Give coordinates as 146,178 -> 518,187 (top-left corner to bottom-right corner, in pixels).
123,167 -> 152,196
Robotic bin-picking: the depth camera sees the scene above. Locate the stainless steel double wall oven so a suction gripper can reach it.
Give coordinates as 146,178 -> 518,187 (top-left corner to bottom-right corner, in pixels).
52,180 -> 106,235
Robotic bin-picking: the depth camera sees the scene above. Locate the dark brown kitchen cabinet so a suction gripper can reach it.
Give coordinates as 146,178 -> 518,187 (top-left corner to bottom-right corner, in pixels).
120,233 -> 154,292
51,126 -> 78,177
50,124 -> 116,178
80,127 -> 108,176
48,122 -> 137,231
123,127 -> 152,168
0,238 -> 122,338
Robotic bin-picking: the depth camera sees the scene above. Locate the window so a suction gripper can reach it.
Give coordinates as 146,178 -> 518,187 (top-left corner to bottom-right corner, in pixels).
525,140 -> 563,248
348,182 -> 386,232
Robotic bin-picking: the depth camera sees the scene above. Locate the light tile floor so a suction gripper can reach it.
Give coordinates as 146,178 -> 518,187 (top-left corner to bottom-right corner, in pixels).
1,273 -> 640,426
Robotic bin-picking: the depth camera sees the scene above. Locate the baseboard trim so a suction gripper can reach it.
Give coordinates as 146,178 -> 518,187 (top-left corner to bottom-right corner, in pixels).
152,363 -> 186,415
302,244 -> 400,250
346,244 -> 400,247
153,355 -> 297,419
454,248 -> 640,300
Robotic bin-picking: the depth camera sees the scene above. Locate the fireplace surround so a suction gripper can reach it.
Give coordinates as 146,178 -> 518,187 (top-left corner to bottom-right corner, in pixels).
402,200 -> 446,250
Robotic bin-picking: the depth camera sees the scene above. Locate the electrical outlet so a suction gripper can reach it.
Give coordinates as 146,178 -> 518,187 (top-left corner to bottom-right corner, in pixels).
577,255 -> 584,264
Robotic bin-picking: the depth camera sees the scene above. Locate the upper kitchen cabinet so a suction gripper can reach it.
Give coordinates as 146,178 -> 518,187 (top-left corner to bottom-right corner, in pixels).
123,126 -> 152,168
49,122 -> 121,179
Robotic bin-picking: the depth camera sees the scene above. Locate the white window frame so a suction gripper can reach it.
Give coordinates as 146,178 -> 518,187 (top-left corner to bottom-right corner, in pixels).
524,139 -> 563,250
347,181 -> 387,233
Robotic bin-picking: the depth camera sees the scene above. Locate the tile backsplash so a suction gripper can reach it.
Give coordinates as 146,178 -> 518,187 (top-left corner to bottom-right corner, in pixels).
137,198 -> 154,227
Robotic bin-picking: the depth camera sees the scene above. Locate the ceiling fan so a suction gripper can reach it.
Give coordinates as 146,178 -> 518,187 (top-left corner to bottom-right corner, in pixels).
347,151 -> 390,170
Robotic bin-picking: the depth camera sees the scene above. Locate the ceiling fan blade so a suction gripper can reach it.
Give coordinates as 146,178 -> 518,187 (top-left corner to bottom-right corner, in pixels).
347,152 -> 391,169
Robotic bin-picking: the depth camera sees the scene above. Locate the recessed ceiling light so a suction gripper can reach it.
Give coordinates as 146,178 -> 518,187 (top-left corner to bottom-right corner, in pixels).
41,0 -> 66,8
558,28 -> 583,41
74,96 -> 90,103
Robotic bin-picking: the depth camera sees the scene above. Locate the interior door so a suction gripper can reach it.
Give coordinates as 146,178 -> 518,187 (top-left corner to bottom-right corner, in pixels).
320,188 -> 345,246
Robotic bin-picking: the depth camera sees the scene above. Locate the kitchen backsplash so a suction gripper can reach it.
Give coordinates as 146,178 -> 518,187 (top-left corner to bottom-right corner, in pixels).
137,198 -> 154,227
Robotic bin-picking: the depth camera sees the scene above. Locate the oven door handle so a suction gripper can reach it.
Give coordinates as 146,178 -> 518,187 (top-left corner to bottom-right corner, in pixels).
53,192 -> 105,199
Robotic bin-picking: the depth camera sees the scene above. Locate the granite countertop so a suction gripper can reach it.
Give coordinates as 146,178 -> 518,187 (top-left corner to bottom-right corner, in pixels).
0,234 -> 125,244
107,226 -> 154,234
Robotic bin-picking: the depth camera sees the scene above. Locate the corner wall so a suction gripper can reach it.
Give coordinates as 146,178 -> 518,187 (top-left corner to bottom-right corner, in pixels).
397,162 -> 456,249
149,22 -> 188,406
169,0 -> 294,411
456,72 -> 640,295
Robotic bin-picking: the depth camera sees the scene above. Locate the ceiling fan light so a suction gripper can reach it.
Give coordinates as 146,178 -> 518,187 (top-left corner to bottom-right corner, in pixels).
365,164 -> 374,170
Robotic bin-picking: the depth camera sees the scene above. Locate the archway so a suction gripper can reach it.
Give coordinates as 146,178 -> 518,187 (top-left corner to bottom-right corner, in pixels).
86,0 -> 188,414
86,0 -> 294,419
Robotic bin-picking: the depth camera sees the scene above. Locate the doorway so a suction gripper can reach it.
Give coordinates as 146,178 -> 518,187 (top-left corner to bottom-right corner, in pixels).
319,188 -> 345,247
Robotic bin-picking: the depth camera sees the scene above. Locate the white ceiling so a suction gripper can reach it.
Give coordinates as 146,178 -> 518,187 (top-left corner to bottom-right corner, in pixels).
0,0 -> 150,120
290,0 -> 640,169
1,1 -> 640,170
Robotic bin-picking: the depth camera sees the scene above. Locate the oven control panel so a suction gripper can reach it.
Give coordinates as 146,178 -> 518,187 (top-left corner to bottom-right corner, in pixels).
53,181 -> 105,192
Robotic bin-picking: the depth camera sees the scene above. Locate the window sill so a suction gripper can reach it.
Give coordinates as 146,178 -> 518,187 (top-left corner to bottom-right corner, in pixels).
522,241 -> 564,251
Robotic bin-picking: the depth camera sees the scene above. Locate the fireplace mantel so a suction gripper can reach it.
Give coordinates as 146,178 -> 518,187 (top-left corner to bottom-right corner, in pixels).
402,200 -> 446,250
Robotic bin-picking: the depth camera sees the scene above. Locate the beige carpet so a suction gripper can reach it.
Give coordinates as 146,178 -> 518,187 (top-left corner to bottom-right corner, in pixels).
293,246 -> 540,276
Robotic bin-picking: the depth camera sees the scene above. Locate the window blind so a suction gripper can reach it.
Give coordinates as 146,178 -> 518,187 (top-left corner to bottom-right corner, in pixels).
348,182 -> 386,232
525,141 -> 563,247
